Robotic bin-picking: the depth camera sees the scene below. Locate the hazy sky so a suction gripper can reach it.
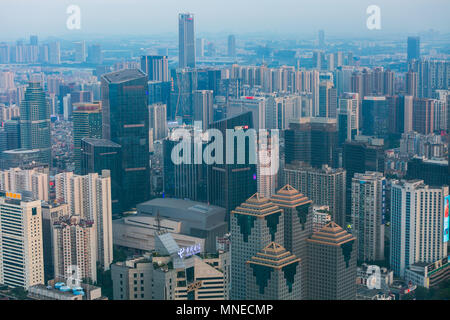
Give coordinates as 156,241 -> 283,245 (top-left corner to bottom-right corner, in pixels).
1,0 -> 449,39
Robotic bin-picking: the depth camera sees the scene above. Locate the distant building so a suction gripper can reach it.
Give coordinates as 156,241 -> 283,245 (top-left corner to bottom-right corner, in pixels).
227,35 -> 236,57
407,36 -> 420,62
285,117 -> 338,169
179,13 -> 196,68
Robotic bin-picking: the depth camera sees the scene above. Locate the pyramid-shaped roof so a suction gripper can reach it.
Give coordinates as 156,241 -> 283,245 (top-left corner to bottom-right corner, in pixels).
246,242 -> 300,269
307,221 -> 355,246
271,184 -> 312,208
231,193 -> 282,218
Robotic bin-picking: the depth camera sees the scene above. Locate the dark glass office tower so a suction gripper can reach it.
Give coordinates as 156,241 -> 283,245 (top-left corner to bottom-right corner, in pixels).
361,96 -> 388,138
285,118 -> 338,168
147,81 -> 171,108
406,157 -> 449,187
101,69 -> 150,210
81,138 -> 122,214
19,82 -> 51,167
4,119 -> 20,150
178,13 -> 196,68
73,102 -> 102,174
407,36 -> 420,62
207,112 -> 257,220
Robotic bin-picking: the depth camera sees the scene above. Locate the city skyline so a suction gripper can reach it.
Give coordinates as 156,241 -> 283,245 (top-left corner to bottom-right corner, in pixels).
0,0 -> 450,40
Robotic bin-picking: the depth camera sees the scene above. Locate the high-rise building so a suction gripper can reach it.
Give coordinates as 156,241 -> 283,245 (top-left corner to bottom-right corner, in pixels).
227,35 -> 236,57
227,96 -> 266,130
101,69 -> 150,210
140,55 -> 169,82
193,90 -> 213,131
361,96 -> 388,138
319,81 -> 336,118
41,202 -> 69,282
407,36 -> 420,62
54,170 -> 113,270
271,184 -> 312,299
0,193 -> 44,289
406,70 -> 418,97
196,38 -> 205,58
87,44 -> 102,65
343,138 -> 385,222
246,242 -> 302,299
52,215 -> 97,283
74,41 -> 86,63
285,117 -> 338,169
351,171 -> 386,262
178,13 -> 196,68
72,102 -> 102,174
48,42 -> 60,64
390,180 -> 448,277
406,157 -> 449,187
230,193 -> 284,300
307,222 -> 357,300
337,93 -> 359,144
80,138 -> 122,214
412,98 -> 435,134
207,112 -> 257,218
19,82 -> 51,167
318,30 -> 325,47
283,163 -> 346,227
149,103 -> 168,142
0,167 -> 48,201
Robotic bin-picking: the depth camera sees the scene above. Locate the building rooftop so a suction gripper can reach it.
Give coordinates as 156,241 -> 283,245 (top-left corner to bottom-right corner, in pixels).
137,198 -> 227,231
307,221 -> 356,246
101,68 -> 146,84
231,193 -> 282,218
81,138 -> 121,148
